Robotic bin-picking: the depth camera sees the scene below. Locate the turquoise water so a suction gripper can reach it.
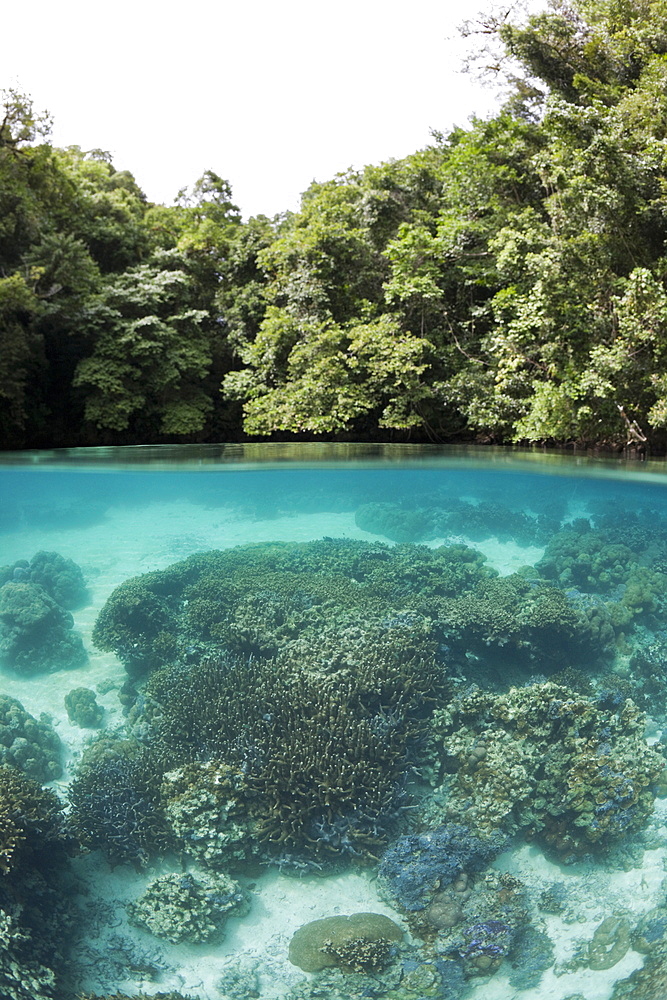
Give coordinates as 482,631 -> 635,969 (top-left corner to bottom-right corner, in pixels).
2,446 -> 667,1000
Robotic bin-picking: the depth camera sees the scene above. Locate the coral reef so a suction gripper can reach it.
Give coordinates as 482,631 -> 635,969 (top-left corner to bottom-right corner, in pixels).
67,736 -> 170,866
378,824 -> 505,914
426,681 -> 665,857
0,695 -> 62,781
92,539 -> 493,674
288,912 -> 403,972
161,761 -> 261,867
609,943 -> 667,998
506,925 -> 555,989
0,764 -> 66,874
127,870 -> 248,944
0,551 -> 88,610
78,994 -> 199,1000
0,581 -> 87,674
0,766 -> 75,1000
354,503 -> 431,543
145,650 -> 435,860
65,687 -> 104,728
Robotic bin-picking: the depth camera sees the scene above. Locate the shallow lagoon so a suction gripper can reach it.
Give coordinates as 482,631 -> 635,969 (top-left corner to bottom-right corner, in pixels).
2,444 -> 667,1000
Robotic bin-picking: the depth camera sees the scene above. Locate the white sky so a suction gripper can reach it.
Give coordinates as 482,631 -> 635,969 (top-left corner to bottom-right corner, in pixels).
3,0 -> 517,220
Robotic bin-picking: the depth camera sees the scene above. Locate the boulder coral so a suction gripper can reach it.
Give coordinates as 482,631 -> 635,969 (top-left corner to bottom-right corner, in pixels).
127,871 -> 248,944
288,912 -> 403,973
0,694 -> 62,781
0,581 -> 86,674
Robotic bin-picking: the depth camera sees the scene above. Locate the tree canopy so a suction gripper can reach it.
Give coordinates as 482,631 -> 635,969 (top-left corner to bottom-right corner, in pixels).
2,0 -> 667,451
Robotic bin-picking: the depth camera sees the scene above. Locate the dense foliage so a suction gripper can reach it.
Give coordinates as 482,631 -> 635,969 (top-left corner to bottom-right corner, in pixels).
3,0 -> 667,449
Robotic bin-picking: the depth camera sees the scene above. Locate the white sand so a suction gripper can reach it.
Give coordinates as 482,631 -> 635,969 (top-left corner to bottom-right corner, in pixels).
0,498 -> 661,999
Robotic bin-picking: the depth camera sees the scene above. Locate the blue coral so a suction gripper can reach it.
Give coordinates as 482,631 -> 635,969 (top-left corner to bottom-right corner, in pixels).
379,824 -> 505,912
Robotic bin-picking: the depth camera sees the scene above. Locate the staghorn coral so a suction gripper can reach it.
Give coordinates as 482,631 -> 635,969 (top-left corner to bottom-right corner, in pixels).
144,647 -> 437,861
0,581 -> 87,674
426,681 -> 665,858
0,694 -> 62,781
67,736 -> 170,866
127,870 -> 248,944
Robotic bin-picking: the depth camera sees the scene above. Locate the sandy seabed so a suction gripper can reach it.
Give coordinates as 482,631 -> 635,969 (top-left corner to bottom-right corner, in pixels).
1,498 -> 664,999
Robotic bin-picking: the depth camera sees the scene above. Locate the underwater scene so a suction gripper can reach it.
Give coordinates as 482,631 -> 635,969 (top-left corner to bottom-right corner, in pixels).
5,449 -> 667,1000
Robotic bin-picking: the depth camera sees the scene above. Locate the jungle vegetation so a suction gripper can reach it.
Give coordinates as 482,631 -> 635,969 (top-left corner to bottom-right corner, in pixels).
3,0 -> 667,451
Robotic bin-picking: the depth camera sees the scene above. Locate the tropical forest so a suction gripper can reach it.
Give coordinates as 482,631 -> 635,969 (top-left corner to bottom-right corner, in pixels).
2,0 -> 667,451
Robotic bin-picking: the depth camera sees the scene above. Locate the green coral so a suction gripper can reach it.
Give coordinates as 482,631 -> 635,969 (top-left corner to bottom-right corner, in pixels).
127,870 -> 248,944
0,581 -> 87,674
0,695 -> 62,780
64,687 -> 104,728
426,681 -> 664,858
288,913 -> 403,972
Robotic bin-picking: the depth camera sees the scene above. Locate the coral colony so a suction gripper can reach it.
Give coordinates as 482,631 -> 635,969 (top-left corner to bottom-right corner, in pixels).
4,498 -> 667,998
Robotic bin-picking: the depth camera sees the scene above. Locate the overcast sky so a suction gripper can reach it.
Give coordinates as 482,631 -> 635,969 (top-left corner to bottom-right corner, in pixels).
4,0 -> 520,219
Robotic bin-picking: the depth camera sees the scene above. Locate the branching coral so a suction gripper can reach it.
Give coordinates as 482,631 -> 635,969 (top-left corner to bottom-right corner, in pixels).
146,654 -> 423,860
67,737 -> 171,866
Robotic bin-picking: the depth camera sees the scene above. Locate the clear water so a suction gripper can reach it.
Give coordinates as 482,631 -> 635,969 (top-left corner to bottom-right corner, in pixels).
2,444 -> 667,1000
